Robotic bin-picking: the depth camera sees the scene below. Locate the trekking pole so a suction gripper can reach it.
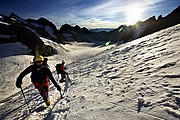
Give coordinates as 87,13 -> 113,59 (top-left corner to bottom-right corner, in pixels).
20,87 -> 31,113
60,90 -> 63,99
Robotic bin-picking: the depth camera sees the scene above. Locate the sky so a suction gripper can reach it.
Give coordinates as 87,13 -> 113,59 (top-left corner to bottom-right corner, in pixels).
0,0 -> 179,28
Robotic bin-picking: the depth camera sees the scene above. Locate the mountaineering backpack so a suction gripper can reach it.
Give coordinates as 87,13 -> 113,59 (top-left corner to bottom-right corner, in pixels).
55,64 -> 62,74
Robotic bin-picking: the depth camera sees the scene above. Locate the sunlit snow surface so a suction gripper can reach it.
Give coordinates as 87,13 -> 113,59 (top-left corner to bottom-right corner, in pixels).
0,24 -> 180,120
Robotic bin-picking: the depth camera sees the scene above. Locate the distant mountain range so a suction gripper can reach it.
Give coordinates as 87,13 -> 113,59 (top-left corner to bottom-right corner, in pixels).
0,5 -> 179,56
89,28 -> 114,32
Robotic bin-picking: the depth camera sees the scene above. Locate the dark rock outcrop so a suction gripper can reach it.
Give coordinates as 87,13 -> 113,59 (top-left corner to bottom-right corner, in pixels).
59,24 -> 91,42
0,17 -> 57,56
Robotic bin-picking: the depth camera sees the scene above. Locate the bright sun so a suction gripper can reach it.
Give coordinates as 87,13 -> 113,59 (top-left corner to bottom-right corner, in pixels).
126,5 -> 143,25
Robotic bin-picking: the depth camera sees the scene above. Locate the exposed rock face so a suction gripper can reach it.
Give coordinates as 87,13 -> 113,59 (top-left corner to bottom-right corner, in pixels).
37,17 -> 57,32
0,17 -> 57,56
12,25 -> 57,56
8,12 -> 67,44
59,24 -> 91,42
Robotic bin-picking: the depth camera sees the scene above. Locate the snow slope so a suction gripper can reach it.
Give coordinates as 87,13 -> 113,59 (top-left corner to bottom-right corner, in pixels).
0,24 -> 180,120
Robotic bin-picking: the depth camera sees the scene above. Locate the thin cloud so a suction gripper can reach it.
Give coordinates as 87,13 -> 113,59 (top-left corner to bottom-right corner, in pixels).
144,0 -> 155,5
81,0 -> 126,17
79,18 -> 121,28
